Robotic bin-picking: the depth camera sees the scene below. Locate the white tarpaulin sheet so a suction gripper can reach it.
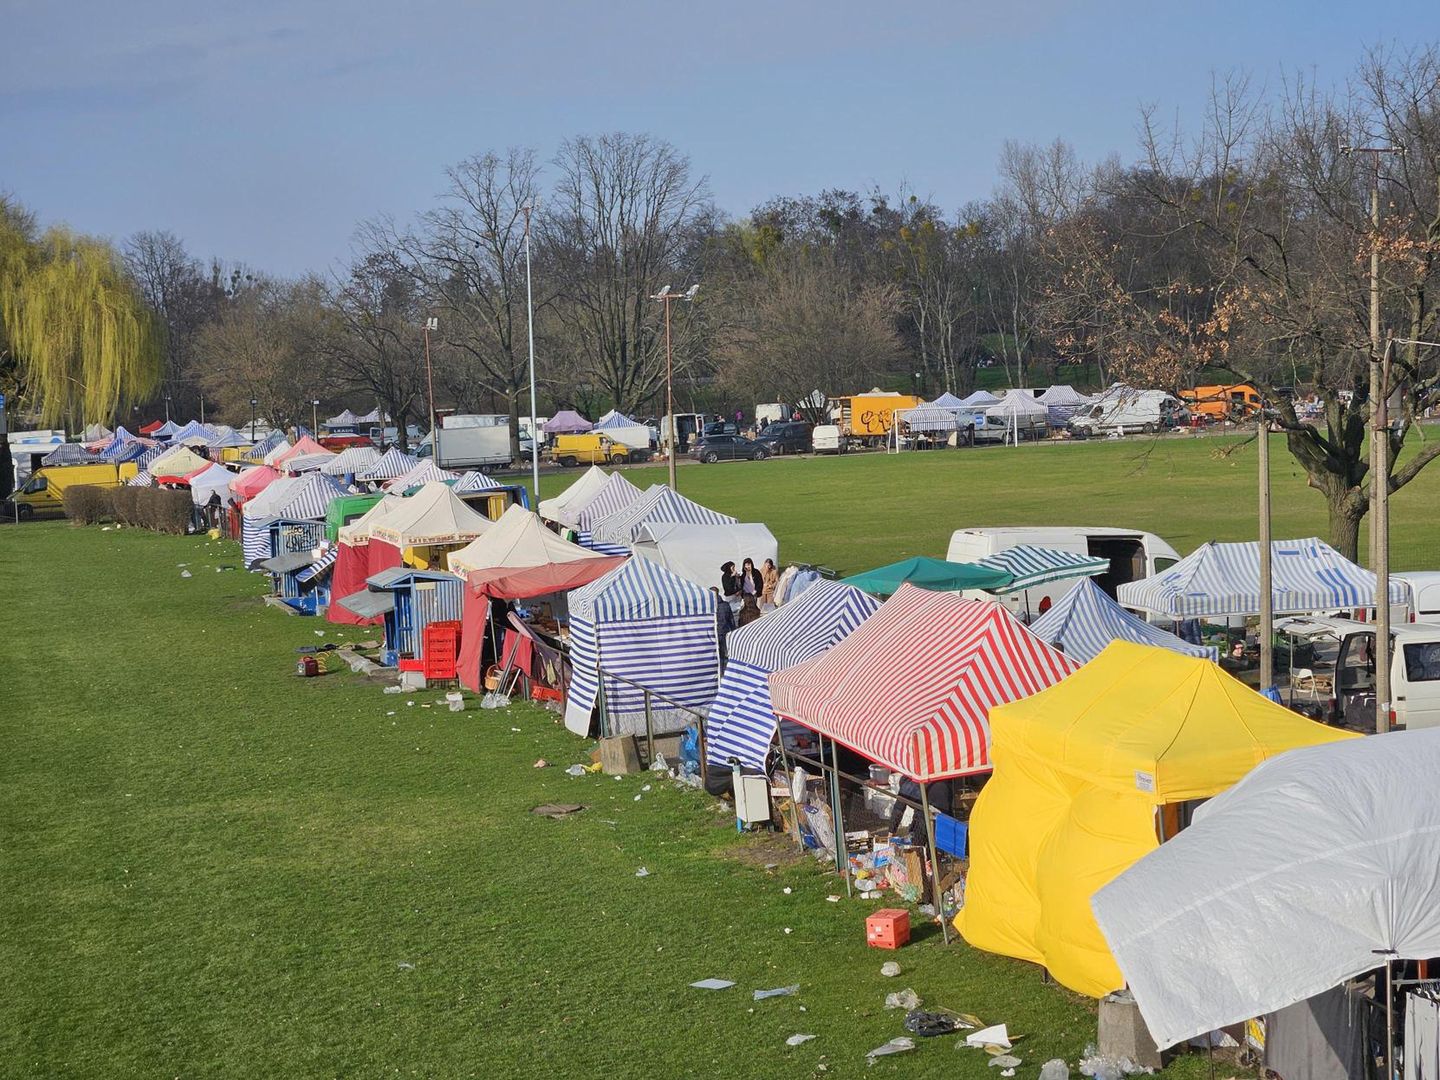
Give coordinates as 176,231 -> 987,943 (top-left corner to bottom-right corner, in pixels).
1092,729 -> 1440,1050
631,522 -> 778,593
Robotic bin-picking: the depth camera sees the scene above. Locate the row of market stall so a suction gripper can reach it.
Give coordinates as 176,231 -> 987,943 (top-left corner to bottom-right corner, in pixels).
114,442 -> 1439,1071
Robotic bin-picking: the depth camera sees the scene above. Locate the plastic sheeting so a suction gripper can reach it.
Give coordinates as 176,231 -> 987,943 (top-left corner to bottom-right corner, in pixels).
1092,728 -> 1440,1050
959,640 -> 1355,1000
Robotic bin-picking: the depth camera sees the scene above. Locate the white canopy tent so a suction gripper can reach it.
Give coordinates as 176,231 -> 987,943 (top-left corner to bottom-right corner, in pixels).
187,462 -> 238,506
630,521 -> 779,593
985,393 -> 1049,445
538,465 -> 610,527
367,481 -> 492,548
1093,729 -> 1440,1050
448,503 -> 609,575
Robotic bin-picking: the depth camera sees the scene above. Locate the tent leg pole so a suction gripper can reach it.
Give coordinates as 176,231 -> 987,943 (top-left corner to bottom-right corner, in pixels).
643,688 -> 655,766
919,779 -> 950,944
822,736 -> 850,896
1386,958 -> 1395,1080
775,736 -> 802,851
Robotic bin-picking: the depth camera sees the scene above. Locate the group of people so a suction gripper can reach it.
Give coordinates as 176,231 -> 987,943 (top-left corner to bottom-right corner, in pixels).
711,557 -> 779,643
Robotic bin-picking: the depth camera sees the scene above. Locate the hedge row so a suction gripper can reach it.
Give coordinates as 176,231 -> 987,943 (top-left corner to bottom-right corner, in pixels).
65,485 -> 194,534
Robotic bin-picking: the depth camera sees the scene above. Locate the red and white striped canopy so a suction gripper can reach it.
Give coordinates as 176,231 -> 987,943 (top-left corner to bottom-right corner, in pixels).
768,584 -> 1079,781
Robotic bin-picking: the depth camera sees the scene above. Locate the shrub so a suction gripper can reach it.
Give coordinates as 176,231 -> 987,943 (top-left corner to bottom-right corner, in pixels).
61,485 -> 114,525
111,486 -> 141,526
136,487 -> 195,534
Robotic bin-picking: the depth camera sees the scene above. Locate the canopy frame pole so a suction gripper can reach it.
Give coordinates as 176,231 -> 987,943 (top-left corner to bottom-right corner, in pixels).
774,735 -> 805,852
916,736 -> 951,945
1382,951 -> 1396,1080
819,735 -> 851,896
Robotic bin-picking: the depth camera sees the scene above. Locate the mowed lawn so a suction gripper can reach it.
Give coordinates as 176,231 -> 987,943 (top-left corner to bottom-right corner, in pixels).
1,436 -> 1433,1078
562,431 -> 1440,573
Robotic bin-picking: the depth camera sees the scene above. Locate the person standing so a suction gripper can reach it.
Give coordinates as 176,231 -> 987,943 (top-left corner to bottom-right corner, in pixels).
760,558 -> 779,610
739,557 -> 763,600
720,561 -> 741,613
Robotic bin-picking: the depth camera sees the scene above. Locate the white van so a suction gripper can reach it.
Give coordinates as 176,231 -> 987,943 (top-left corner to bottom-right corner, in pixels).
1069,389 -> 1187,436
946,526 -> 1182,619
1394,572 -> 1440,622
1283,615 -> 1440,730
812,425 -> 844,454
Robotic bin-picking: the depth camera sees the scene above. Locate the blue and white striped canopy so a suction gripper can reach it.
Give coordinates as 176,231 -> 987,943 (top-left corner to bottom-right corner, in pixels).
706,581 -> 880,770
976,545 -> 1110,592
150,420 -> 181,439
576,472 -> 642,533
132,443 -> 169,470
451,470 -> 501,493
167,420 -> 216,444
295,547 -> 338,585
1030,578 -> 1218,663
898,406 -> 959,432
269,472 -> 348,520
591,484 -> 737,548
1116,537 -> 1409,618
564,557 -> 719,738
356,446 -> 419,482
593,410 -> 640,430
242,431 -> 285,462
207,429 -> 250,449
960,390 -> 1000,407
41,444 -> 92,466
100,433 -> 149,463
321,445 -> 381,477
126,470 -> 154,487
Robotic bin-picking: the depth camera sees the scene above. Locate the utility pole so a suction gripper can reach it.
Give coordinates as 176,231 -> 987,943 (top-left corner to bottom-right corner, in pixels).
1340,141 -> 1403,733
523,204 -> 540,505
1258,398 -> 1274,691
423,316 -> 438,457
311,399 -> 320,435
649,284 -> 699,490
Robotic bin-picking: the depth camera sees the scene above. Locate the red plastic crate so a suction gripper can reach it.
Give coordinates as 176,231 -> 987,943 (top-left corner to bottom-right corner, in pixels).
866,908 -> 911,949
422,620 -> 462,682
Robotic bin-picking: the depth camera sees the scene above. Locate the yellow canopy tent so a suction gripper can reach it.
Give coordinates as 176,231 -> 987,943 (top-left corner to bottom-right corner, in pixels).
148,446 -> 210,479
957,640 -> 1357,998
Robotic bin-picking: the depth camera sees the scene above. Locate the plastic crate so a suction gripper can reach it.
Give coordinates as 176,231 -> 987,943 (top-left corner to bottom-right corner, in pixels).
866,908 -> 911,949
422,620 -> 462,682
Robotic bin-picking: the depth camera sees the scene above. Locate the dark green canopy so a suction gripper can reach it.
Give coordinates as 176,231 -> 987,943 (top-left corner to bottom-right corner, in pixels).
841,556 -> 1014,596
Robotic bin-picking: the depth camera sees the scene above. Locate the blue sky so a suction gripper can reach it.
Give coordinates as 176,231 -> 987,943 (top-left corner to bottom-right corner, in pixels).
2,0 -> 1422,276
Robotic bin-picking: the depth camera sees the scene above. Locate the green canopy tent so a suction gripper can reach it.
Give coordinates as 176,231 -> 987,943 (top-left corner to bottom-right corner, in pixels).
841,556 -> 1014,597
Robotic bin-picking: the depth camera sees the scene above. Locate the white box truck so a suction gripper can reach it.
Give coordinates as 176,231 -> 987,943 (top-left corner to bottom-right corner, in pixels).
946,526 -> 1181,619
432,414 -> 514,469
1069,388 -> 1187,436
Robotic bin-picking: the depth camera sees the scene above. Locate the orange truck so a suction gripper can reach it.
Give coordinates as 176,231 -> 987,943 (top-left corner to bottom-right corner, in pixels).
832,392 -> 923,441
1179,384 -> 1262,420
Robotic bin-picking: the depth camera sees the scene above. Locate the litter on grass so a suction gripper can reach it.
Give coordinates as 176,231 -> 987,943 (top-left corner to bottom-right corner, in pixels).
1040,1059 -> 1071,1080
530,803 -> 585,818
786,1034 -> 817,1046
884,988 -> 921,1010
990,1054 -> 1023,1069
880,961 -> 900,977
905,1010 -> 965,1037
690,978 -> 735,990
635,867 -> 650,877
966,1024 -> 1012,1050
867,1036 -> 915,1064
754,985 -> 800,1001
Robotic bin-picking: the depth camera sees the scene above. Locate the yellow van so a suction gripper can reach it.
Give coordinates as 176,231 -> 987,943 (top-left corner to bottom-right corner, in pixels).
548,433 -> 648,467
7,463 -> 124,518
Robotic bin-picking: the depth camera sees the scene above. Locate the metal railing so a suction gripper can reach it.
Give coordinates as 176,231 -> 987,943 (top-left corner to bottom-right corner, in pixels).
590,663 -> 710,785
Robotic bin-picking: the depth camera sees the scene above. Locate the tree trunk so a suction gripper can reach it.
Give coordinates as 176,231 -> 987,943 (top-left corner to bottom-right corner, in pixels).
393,404 -> 409,451
507,390 -> 522,465
1326,487 -> 1365,563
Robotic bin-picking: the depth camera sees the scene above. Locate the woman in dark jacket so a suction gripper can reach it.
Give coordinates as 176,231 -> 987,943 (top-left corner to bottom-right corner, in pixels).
720,561 -> 740,598
739,557 -> 764,598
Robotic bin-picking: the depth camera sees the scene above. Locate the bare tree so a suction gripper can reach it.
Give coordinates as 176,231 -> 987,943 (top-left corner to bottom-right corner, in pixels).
378,149 -> 544,459
195,276 -> 330,431
542,133 -> 712,410
714,247 -> 905,424
327,253 -> 428,449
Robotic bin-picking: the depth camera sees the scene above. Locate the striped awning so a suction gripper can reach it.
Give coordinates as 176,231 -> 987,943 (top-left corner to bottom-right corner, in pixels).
706,581 -> 881,770
975,545 -> 1109,592
381,459 -> 453,492
267,472 -> 348,521
126,470 -> 154,487
167,420 -> 216,444
897,406 -> 960,432
1116,537 -> 1408,618
355,446 -> 418,482
564,558 -> 720,738
321,446 -> 381,476
1030,578 -> 1218,663
451,470 -> 502,493
41,444 -> 93,466
769,584 -> 1079,781
590,484 -> 737,548
576,472 -> 642,533
295,547 -> 338,584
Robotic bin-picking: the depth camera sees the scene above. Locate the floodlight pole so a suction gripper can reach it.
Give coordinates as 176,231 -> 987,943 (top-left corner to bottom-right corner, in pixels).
311,399 -> 320,435
523,204 -> 540,504
423,316 -> 438,446
250,398 -> 258,443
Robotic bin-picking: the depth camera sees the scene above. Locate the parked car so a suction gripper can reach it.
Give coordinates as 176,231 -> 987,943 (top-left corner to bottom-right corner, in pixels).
755,421 -> 813,455
690,434 -> 769,463
704,420 -> 740,438
811,424 -> 845,454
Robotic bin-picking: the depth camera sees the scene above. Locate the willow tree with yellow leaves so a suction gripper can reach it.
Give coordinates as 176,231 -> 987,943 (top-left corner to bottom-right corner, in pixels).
0,199 -> 162,430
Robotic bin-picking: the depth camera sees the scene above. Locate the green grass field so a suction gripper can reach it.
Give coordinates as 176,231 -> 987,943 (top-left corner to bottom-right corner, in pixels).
2,436 -> 1433,1077
553,432 -> 1440,574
